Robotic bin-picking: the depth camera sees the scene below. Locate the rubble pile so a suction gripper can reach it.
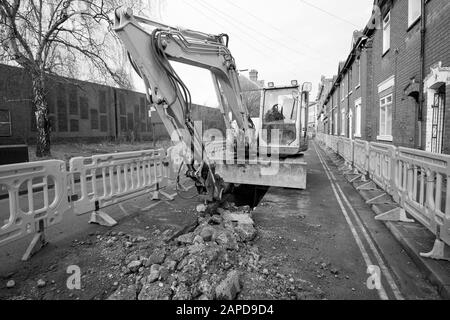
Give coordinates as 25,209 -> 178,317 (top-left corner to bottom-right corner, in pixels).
108,202 -> 258,301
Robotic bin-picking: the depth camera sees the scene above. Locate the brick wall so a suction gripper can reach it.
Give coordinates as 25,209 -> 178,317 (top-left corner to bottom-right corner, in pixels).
367,0 -> 450,150
319,0 -> 450,154
0,64 -> 226,145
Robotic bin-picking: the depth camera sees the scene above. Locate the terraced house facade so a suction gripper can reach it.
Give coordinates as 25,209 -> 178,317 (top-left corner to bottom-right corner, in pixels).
317,0 -> 450,154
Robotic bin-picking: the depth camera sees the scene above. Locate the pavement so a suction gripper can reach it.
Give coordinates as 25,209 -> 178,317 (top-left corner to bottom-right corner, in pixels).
317,140 -> 450,299
0,141 -> 446,300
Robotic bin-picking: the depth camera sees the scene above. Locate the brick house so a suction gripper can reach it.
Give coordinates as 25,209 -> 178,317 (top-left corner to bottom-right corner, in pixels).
318,0 -> 450,154
316,76 -> 333,133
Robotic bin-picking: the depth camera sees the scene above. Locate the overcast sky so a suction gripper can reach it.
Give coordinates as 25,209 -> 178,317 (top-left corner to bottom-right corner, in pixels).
134,0 -> 375,106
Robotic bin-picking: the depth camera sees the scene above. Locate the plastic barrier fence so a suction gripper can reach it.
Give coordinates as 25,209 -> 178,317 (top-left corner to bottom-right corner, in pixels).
316,134 -> 450,259
0,160 -> 72,260
396,147 -> 450,246
0,148 -> 176,260
353,140 -> 370,176
368,142 -> 397,196
70,149 -> 169,223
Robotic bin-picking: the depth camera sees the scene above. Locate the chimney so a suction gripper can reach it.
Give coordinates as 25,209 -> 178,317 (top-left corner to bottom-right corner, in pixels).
249,69 -> 258,82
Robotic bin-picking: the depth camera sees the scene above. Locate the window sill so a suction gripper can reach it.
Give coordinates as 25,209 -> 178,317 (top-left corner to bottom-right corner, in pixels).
355,84 -> 360,90
382,49 -> 390,58
407,17 -> 420,32
354,134 -> 362,139
377,135 -> 393,142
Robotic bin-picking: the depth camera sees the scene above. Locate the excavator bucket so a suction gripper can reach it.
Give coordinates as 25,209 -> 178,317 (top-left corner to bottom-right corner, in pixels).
205,141 -> 307,190
213,158 -> 307,189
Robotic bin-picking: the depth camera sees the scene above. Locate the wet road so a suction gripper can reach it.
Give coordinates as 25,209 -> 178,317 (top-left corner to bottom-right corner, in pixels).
250,141 -> 440,300
0,141 -> 442,300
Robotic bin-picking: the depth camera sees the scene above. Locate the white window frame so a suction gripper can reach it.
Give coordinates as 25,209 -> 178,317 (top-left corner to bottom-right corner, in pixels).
355,59 -> 361,89
408,0 -> 421,28
340,81 -> 345,102
0,109 -> 12,137
348,68 -> 353,96
354,98 -> 362,138
377,94 -> 393,141
383,12 -> 391,55
341,108 -> 346,136
333,107 -> 338,135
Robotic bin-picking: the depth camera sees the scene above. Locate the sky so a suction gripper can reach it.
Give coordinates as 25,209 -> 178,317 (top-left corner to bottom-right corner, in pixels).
133,0 -> 375,107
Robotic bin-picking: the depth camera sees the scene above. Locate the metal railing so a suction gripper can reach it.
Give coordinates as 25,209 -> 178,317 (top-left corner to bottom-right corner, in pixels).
317,133 -> 450,258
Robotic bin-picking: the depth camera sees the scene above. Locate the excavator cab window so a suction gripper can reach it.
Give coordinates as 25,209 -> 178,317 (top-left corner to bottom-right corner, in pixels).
261,87 -> 301,147
263,89 -> 299,125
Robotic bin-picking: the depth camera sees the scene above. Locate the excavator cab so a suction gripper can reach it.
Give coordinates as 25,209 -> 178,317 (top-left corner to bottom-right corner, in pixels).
258,82 -> 312,157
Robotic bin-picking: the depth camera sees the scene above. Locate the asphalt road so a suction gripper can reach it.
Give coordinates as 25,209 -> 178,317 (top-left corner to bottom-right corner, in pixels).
0,141 -> 442,299
247,141 -> 440,299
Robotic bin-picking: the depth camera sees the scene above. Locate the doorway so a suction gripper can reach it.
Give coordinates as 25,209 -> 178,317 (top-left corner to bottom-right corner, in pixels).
430,85 -> 446,154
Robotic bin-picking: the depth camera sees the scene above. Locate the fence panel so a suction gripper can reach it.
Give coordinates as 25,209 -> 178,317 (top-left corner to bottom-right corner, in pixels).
353,140 -> 370,175
396,147 -> 450,246
368,142 -> 397,195
330,135 -> 338,153
70,149 -> 167,215
0,160 -> 70,247
341,137 -> 354,165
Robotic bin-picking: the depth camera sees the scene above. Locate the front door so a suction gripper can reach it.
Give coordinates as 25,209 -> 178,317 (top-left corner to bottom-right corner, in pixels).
431,91 -> 445,154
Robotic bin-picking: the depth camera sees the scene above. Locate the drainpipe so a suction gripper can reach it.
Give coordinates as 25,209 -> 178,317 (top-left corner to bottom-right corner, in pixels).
418,0 -> 426,148
113,88 -> 119,140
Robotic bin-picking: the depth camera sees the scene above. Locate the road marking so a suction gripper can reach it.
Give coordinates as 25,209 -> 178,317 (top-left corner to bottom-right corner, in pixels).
314,143 -> 404,300
313,142 -> 389,300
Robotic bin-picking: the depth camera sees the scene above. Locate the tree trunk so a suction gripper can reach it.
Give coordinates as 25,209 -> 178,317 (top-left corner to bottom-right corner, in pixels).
32,73 -> 51,158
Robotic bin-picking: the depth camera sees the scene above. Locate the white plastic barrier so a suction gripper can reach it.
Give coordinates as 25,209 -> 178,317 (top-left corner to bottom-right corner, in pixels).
70,149 -> 169,225
341,137 -> 354,166
318,134 -> 450,258
368,142 -> 397,196
353,140 -> 370,176
0,160 -> 71,260
330,135 -> 338,153
396,147 -> 450,246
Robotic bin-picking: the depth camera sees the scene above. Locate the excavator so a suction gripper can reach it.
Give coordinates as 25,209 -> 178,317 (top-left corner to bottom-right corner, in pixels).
113,7 -> 311,202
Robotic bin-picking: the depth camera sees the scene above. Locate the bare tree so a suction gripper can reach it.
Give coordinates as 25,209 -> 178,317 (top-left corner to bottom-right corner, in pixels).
0,0 -> 145,157
239,75 -> 262,118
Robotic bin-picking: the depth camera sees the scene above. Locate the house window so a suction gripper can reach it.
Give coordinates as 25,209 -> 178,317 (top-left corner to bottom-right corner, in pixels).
341,109 -> 346,136
348,69 -> 352,94
408,0 -> 421,27
379,94 -> 393,139
90,109 -> 99,130
355,60 -> 361,88
383,12 -> 391,54
340,81 -> 345,101
355,99 -> 362,137
0,109 -> 12,137
333,109 -> 338,135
